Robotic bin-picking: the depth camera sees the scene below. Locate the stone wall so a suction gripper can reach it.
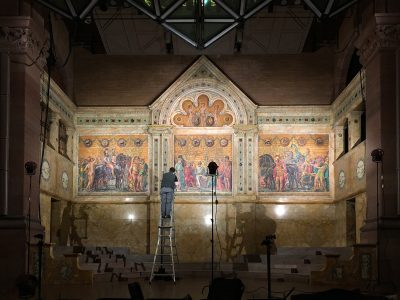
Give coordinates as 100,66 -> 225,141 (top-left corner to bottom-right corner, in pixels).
40,55 -> 367,262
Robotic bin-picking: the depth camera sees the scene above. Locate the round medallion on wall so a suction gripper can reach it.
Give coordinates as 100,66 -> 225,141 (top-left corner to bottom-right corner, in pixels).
338,170 -> 345,189
205,138 -> 214,147
220,138 -> 228,147
41,160 -> 50,181
61,171 -> 69,190
356,159 -> 365,179
192,139 -> 200,147
83,139 -> 92,147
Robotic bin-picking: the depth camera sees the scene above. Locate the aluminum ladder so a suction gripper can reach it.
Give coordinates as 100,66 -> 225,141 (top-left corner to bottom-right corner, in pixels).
149,199 -> 178,283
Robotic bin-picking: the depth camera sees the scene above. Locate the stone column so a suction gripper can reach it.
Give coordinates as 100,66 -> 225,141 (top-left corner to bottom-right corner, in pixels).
347,111 -> 362,150
48,111 -> 60,149
334,125 -> 345,159
0,15 -> 47,297
356,13 -> 400,290
0,53 -> 10,216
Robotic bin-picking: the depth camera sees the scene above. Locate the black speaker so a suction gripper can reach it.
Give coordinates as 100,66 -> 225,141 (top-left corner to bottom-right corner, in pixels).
207,277 -> 244,300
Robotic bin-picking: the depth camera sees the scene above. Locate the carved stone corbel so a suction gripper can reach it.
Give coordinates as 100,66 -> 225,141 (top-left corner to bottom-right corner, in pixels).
356,15 -> 400,66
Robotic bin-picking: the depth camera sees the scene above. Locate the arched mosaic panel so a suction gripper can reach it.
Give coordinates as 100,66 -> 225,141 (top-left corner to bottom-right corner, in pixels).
172,94 -> 234,127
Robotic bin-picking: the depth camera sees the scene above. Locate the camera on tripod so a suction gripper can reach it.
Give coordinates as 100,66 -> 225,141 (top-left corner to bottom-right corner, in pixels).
261,234 -> 276,246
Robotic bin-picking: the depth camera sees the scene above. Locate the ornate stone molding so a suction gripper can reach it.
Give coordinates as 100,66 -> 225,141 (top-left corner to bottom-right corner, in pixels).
148,125 -> 173,135
357,21 -> 400,66
233,124 -> 258,134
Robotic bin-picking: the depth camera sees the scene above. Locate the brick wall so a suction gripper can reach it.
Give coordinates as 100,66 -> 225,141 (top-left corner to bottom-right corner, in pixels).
74,48 -> 334,106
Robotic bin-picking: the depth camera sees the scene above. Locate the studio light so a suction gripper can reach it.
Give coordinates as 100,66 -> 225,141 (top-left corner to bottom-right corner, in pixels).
371,148 -> 384,162
207,161 -> 219,175
25,161 -> 37,176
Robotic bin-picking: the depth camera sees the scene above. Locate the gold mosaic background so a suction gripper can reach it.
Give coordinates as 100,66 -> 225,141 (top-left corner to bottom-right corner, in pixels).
174,134 -> 232,192
78,135 -> 149,193
258,134 -> 330,192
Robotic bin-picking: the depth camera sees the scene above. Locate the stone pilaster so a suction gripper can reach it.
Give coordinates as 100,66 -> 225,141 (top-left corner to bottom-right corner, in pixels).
0,15 -> 48,297
65,126 -> 75,161
334,125 -> 345,159
148,125 -> 173,196
48,111 -> 60,149
234,125 -> 258,195
347,111 -> 362,150
356,13 -> 400,290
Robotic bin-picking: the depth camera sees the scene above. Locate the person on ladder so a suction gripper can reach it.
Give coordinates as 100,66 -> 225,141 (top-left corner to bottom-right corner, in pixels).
160,167 -> 178,218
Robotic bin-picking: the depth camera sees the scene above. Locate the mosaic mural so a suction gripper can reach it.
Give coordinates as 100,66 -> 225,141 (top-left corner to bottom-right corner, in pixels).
78,135 -> 149,193
258,134 -> 329,192
174,135 -> 232,192
173,94 -> 234,127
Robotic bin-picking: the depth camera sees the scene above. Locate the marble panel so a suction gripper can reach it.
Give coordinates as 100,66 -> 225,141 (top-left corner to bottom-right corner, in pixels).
71,203 -> 148,253
40,146 -> 73,201
333,141 -> 366,200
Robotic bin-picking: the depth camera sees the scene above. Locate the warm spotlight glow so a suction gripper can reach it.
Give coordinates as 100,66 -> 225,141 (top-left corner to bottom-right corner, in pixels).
128,214 -> 135,220
204,214 -> 212,226
275,205 -> 286,217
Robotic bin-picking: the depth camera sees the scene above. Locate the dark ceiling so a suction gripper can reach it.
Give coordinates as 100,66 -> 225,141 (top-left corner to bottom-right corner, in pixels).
36,0 -> 357,55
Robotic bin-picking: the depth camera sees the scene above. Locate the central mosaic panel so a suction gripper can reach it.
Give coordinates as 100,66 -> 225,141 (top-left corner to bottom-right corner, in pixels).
174,134 -> 232,192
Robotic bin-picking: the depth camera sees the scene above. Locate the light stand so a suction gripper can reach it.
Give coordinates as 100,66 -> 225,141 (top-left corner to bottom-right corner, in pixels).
261,234 -> 276,299
34,233 -> 44,300
25,161 -> 37,276
207,161 -> 218,286
16,162 -> 38,299
371,148 -> 384,286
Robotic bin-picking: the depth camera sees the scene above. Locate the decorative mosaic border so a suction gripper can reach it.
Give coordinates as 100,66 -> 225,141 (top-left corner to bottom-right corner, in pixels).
238,137 -> 244,192
247,136 -> 253,193
333,84 -> 362,123
153,137 -> 159,192
40,85 -> 74,122
76,117 -> 150,125
257,116 -> 330,124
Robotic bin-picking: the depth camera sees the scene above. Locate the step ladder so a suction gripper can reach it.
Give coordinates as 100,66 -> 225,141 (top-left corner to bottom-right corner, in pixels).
149,198 -> 178,283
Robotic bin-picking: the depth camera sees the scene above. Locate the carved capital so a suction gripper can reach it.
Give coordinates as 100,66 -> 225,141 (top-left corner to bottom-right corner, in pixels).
0,17 -> 48,68
357,23 -> 400,66
148,125 -> 173,135
233,124 -> 258,134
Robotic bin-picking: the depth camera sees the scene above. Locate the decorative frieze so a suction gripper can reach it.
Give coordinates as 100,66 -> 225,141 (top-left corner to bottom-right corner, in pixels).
76,116 -> 150,126
257,115 -> 330,125
41,74 -> 75,124
332,72 -> 365,125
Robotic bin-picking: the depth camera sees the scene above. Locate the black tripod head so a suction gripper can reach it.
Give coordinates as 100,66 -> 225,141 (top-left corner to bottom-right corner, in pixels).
261,234 -> 276,246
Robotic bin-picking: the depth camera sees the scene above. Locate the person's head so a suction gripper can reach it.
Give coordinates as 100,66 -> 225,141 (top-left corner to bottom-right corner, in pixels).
169,167 -> 176,173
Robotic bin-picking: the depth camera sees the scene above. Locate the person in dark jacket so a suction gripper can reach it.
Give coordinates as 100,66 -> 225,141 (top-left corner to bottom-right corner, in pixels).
160,167 -> 178,218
